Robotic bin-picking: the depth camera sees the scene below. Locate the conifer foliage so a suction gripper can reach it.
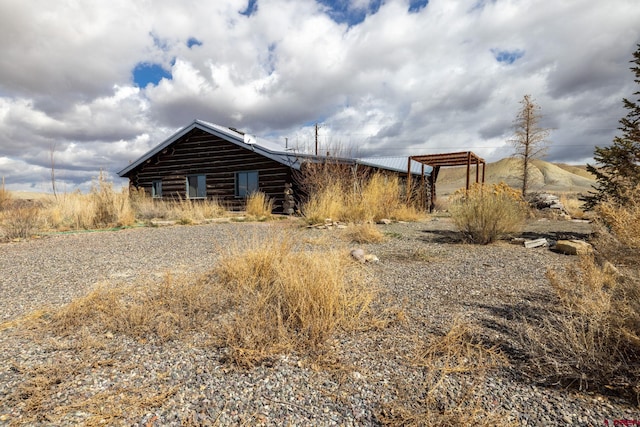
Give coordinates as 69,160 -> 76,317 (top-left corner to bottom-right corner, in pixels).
583,44 -> 640,210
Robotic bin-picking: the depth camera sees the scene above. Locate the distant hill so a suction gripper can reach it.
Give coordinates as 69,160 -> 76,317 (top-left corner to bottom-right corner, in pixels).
435,158 -> 596,196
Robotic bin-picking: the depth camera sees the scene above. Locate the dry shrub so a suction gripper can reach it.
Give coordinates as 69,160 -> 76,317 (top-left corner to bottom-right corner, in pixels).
524,187 -> 640,401
379,320 -> 514,426
596,185 -> 640,251
389,204 -> 422,222
302,180 -> 346,224
41,174 -> 134,230
0,177 -> 10,211
48,273 -> 226,342
344,223 -> 386,244
211,231 -> 376,366
130,190 -> 225,222
559,193 -> 588,219
5,355 -> 177,425
449,182 -> 528,244
165,197 -> 225,222
89,172 -> 135,227
245,191 -> 274,218
40,229 -> 376,368
1,203 -> 41,240
524,255 -> 640,399
300,164 -> 424,224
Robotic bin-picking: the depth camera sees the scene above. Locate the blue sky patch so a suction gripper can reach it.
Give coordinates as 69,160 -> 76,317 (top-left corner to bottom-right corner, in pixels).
491,48 -> 524,64
133,63 -> 172,87
318,0 -> 383,26
240,0 -> 258,16
408,0 -> 429,13
187,37 -> 202,48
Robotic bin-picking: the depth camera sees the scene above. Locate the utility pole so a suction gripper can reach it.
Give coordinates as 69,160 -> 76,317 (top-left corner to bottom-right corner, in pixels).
314,123 -> 320,156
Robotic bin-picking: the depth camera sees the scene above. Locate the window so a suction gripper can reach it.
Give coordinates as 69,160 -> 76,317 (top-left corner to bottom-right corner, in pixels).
187,174 -> 207,198
235,171 -> 259,197
151,180 -> 162,198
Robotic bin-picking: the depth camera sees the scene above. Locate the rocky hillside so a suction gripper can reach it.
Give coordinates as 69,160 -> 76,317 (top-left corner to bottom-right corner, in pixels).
435,158 -> 596,196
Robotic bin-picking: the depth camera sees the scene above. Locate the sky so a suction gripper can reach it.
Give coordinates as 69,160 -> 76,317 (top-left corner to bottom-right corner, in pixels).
1,0 -> 639,192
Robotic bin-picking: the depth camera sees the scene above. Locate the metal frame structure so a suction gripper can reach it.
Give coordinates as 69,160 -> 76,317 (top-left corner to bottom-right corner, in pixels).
407,151 -> 486,211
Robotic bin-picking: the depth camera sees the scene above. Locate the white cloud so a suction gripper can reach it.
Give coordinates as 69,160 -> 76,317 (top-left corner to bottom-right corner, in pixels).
0,0 -> 639,191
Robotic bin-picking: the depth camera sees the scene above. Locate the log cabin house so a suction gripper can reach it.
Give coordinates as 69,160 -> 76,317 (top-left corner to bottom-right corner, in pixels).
118,119 -> 434,213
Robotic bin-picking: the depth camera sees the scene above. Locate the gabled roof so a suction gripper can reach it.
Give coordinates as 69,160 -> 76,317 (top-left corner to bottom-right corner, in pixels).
118,119 -> 313,177
117,119 -> 431,178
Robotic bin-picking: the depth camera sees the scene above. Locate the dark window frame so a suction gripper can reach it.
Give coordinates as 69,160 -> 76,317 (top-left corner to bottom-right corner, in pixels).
235,170 -> 259,198
151,180 -> 162,198
186,174 -> 207,199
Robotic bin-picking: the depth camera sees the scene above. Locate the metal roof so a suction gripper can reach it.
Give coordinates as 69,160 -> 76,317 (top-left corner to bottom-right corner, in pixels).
356,156 -> 431,176
118,119 -> 314,177
118,120 -> 430,178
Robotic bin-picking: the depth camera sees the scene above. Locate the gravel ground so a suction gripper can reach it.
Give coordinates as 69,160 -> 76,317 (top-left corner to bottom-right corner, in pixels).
0,218 -> 638,426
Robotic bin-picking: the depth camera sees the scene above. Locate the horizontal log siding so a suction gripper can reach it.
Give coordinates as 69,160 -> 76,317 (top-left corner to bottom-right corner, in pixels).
130,129 -> 293,212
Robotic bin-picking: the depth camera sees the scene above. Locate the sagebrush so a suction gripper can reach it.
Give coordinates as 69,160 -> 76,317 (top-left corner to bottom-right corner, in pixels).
449,182 -> 528,244
524,185 -> 640,401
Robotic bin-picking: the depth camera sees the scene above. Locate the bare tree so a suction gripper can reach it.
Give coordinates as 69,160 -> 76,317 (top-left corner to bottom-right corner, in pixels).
50,142 -> 58,200
509,94 -> 551,198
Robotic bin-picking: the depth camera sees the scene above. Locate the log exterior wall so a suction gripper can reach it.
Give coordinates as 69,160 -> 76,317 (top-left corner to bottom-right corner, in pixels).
127,128 -> 295,212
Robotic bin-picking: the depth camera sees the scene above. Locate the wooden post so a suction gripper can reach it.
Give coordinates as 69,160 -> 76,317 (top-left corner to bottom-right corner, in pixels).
465,151 -> 471,190
406,157 -> 412,203
421,163 -> 425,210
430,166 -> 440,212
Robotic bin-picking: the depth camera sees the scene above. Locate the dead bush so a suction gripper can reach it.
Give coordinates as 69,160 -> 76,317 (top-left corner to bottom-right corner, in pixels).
344,223 -> 386,244
245,191 -> 274,218
523,187 -> 640,401
38,229 -> 376,368
378,320 -> 514,426
0,177 -> 10,211
299,163 -> 424,224
1,203 -> 41,240
211,231 -> 377,366
449,182 -> 528,244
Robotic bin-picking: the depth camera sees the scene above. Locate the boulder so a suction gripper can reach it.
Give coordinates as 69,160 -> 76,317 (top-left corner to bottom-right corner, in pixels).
554,239 -> 593,255
364,254 -> 380,263
350,248 -> 366,263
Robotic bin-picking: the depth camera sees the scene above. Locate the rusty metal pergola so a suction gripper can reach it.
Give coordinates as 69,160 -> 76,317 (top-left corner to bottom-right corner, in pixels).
407,151 -> 486,211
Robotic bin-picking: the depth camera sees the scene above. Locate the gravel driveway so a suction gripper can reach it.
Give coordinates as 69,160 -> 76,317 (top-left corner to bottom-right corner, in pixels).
1,219 -> 637,426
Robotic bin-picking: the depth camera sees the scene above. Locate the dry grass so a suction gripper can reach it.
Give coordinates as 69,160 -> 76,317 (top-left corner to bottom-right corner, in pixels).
596,185 -> 640,251
211,231 -> 377,366
559,193 -> 588,219
130,190 -> 225,223
378,320 -> 515,426
40,173 -> 135,230
37,228 -> 376,368
449,182 -> 528,244
5,355 -> 178,425
344,223 -> 386,244
0,176 -> 10,211
302,180 -> 345,224
1,203 -> 41,240
301,168 -> 424,224
244,191 -> 274,218
523,186 -> 640,401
